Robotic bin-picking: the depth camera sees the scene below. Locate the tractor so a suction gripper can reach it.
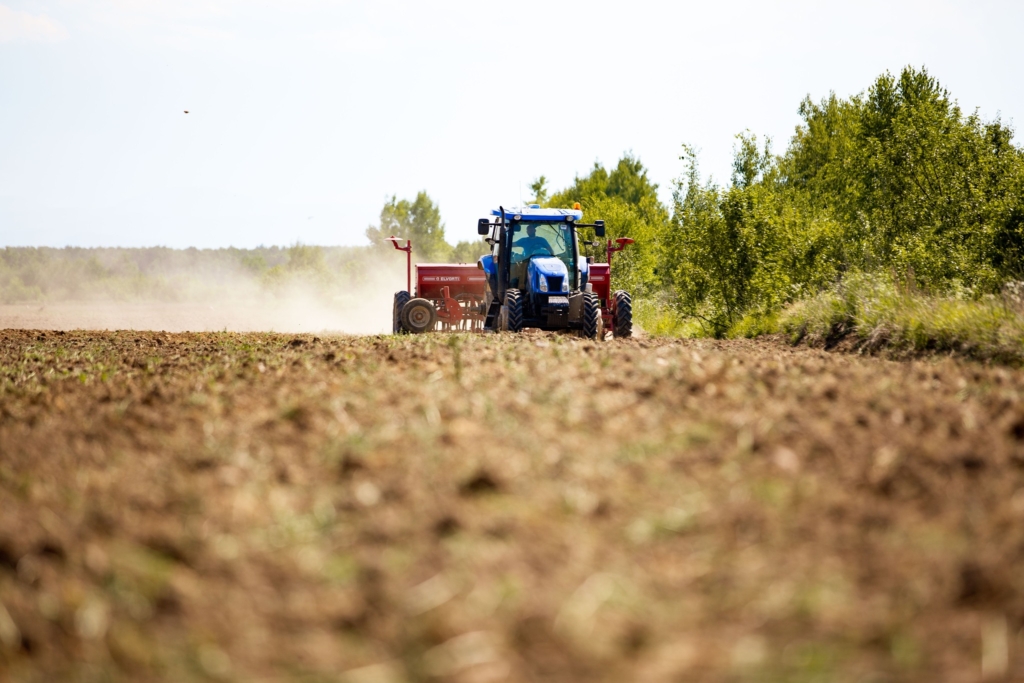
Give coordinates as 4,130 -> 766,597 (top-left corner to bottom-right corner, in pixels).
389,204 -> 633,339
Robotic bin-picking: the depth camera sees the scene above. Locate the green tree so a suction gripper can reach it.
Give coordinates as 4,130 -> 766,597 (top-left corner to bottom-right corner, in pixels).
784,66 -> 1024,290
549,154 -> 662,209
529,176 -> 549,206
450,239 -> 489,264
546,153 -> 671,299
365,191 -> 452,262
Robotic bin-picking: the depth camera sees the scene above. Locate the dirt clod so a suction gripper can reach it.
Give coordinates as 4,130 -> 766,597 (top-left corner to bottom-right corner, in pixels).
433,515 -> 461,537
459,470 -> 501,496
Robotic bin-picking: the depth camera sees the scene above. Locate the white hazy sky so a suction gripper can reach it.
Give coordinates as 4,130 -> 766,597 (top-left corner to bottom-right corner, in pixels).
1,0 -> 1022,249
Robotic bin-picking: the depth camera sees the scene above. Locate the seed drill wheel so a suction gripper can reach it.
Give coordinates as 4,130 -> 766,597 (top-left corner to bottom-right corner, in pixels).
613,290 -> 633,339
393,291 -> 411,334
401,298 -> 438,334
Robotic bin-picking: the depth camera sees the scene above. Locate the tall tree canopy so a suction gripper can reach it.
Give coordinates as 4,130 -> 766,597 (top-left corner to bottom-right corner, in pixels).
547,154 -> 671,299
365,191 -> 487,264
365,191 -> 452,262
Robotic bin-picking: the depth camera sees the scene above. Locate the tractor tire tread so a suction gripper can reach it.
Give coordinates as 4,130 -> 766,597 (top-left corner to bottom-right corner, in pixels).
582,291 -> 600,340
613,290 -> 633,339
505,289 -> 524,332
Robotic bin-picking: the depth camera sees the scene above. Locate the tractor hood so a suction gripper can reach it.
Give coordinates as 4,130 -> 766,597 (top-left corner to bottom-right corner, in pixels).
528,257 -> 570,293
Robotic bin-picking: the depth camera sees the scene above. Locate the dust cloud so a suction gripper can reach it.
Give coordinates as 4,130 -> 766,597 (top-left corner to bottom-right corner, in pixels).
0,248 -> 413,334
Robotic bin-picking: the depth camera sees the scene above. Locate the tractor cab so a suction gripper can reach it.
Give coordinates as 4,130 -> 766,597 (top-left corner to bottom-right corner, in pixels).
481,207 -> 586,292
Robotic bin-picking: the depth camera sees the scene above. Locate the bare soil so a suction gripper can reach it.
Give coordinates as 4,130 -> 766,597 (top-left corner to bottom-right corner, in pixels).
3,329 -> 1024,682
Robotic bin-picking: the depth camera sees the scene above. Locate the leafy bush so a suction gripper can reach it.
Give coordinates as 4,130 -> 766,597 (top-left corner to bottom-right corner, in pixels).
664,67 -> 1024,337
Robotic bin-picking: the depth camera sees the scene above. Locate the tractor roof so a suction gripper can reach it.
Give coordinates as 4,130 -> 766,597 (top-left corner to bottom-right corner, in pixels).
492,205 -> 584,221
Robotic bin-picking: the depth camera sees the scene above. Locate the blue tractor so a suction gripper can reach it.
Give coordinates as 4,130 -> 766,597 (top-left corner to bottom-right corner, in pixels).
476,205 -> 631,338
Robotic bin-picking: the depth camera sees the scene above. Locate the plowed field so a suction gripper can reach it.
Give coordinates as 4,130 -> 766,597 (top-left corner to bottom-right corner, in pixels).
2,330 -> 1024,682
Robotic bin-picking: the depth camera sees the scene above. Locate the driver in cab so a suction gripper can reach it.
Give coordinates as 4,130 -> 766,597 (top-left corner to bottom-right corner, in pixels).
514,224 -> 552,261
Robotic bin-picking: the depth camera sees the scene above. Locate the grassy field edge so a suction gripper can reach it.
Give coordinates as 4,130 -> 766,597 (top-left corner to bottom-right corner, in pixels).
722,274 -> 1024,365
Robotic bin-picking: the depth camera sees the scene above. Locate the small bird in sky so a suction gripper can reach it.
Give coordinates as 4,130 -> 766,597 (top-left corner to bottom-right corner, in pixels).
184,110 -> 189,114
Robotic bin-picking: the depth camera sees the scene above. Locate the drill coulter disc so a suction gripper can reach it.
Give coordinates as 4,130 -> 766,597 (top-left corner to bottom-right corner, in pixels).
455,293 -> 484,331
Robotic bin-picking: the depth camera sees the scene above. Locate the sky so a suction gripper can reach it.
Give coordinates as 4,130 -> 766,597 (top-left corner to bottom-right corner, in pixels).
1,0 -> 1023,249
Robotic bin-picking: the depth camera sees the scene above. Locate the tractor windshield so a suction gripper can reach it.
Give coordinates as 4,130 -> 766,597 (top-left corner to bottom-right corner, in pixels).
509,221 -> 574,273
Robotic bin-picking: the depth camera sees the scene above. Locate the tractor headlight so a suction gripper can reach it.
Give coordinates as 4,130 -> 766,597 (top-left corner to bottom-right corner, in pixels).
538,276 -> 549,293
562,277 -> 569,292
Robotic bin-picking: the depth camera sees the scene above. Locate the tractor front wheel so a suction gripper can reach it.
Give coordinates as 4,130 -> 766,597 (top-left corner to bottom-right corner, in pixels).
504,289 -> 523,332
401,298 -> 437,334
393,291 -> 411,334
582,291 -> 600,339
613,290 -> 633,338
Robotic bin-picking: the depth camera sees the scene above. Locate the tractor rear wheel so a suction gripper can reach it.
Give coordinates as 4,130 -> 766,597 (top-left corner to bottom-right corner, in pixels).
613,290 -> 633,338
582,291 -> 600,339
401,298 -> 437,334
504,289 -> 524,332
393,291 -> 410,334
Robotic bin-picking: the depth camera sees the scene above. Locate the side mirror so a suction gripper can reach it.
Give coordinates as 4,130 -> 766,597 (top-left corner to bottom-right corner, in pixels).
477,218 -> 490,236
594,220 -> 605,238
